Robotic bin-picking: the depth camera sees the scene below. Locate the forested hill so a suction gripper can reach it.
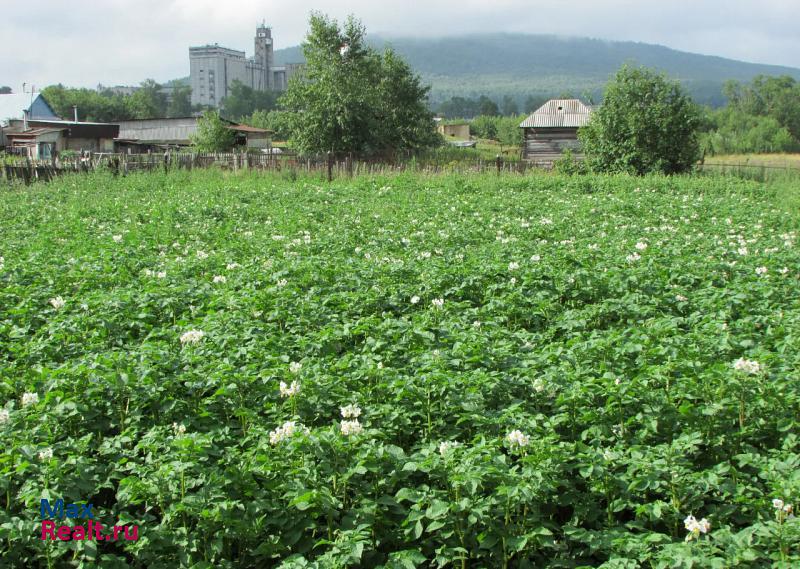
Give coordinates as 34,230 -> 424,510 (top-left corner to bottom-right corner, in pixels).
274,33 -> 800,107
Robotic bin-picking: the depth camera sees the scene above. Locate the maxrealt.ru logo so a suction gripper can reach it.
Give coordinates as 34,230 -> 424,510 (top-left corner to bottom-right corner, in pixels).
40,499 -> 139,542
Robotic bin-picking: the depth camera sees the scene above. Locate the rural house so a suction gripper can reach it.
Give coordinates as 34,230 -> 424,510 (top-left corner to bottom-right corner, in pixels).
519,99 -> 593,162
0,93 -> 61,149
4,119 -> 119,159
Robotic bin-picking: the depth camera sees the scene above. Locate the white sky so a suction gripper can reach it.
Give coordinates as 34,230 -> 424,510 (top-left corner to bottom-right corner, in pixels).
2,0 -> 798,90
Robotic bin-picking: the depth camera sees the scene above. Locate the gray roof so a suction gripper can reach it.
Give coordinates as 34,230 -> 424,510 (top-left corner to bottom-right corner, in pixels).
519,99 -> 593,129
117,117 -> 201,144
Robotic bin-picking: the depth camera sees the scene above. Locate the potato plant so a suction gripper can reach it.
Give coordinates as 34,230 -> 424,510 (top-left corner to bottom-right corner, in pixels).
0,170 -> 798,567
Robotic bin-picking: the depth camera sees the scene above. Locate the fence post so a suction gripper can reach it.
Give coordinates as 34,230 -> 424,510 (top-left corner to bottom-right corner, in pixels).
496,154 -> 503,175
327,152 -> 333,183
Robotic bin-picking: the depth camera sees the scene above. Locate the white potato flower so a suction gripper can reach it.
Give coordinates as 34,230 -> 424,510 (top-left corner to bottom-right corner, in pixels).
279,380 -> 300,398
38,448 -> 53,461
506,429 -> 530,448
180,329 -> 205,345
22,392 -> 39,407
340,419 -> 363,436
49,296 -> 66,310
289,361 -> 302,374
340,404 -> 361,418
733,358 -> 761,375
212,275 -> 227,284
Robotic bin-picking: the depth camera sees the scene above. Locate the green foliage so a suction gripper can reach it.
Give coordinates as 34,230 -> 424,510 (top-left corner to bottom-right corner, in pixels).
222,80 -> 279,120
1,169 -> 800,567
167,84 -> 192,118
700,107 -> 797,155
580,65 -> 702,175
469,115 -> 524,147
189,110 -> 236,152
0,86 -> 12,94
281,13 -> 439,157
246,109 -> 295,141
42,80 -> 173,122
501,95 -> 519,116
552,148 -> 588,175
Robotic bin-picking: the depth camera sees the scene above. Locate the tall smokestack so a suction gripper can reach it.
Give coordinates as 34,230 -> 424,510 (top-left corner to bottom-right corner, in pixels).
23,109 -> 29,131
73,105 -> 78,122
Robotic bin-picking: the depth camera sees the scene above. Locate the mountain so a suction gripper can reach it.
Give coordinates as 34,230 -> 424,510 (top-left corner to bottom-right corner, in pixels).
274,33 -> 800,107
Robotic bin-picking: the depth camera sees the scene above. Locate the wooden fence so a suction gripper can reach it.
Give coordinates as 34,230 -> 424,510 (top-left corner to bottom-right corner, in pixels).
1,151 -> 551,185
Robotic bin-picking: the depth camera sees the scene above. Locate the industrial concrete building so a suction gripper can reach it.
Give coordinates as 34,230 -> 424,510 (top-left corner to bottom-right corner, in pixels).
190,24 -> 302,109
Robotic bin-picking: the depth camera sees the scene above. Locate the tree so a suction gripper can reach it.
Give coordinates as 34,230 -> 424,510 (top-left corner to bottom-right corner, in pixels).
168,84 -> 192,117
0,86 -> 11,94
477,95 -> 499,117
501,95 -> 518,116
126,79 -> 167,119
246,109 -> 294,141
281,13 -> 439,157
190,110 -> 236,152
579,65 -> 702,175
223,81 -> 278,119
524,95 -> 548,114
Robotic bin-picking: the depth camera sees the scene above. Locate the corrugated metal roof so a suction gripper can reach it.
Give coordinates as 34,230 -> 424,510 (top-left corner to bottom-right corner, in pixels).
117,118 -> 200,143
519,99 -> 593,129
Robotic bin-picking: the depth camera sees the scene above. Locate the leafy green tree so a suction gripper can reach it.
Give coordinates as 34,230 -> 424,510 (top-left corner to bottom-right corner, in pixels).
470,115 -> 499,139
126,79 -> 168,119
246,110 -> 294,141
281,13 -> 438,157
168,84 -> 192,118
190,110 -> 236,152
580,65 -> 702,175
477,95 -> 499,117
501,95 -> 518,116
0,86 -> 11,94
42,84 -> 129,122
223,81 -> 278,119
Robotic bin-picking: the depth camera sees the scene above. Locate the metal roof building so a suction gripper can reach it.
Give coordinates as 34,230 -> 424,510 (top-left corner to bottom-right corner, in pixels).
519,99 -> 593,162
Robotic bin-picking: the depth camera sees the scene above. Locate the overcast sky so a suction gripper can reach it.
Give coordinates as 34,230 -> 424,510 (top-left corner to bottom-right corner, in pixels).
2,0 -> 799,91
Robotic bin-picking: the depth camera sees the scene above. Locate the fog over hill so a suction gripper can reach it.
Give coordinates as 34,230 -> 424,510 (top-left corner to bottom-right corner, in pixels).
274,33 -> 800,107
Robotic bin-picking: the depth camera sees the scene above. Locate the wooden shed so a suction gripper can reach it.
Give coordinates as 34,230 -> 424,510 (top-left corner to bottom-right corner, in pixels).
519,99 -> 592,162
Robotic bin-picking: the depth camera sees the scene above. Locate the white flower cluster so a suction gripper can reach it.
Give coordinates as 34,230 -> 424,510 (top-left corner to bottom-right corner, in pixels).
112,234 -> 123,243
226,262 -> 240,270
340,404 -> 361,418
212,275 -> 227,284
279,380 -> 300,398
733,358 -> 761,375
38,448 -> 54,461
431,298 -> 444,309
340,419 -> 363,436
289,361 -> 302,374
276,278 -> 288,287
626,252 -> 641,263
772,498 -> 793,516
438,441 -> 460,455
0,256 -> 4,270
22,392 -> 39,407
0,408 -> 10,424
172,422 -> 187,436
269,421 -> 309,445
635,241 -> 648,251
755,266 -> 768,275
410,295 -> 420,304
180,329 -> 205,345
196,250 -> 209,259
675,294 -> 688,302
340,405 -> 363,436
144,269 -> 167,278
508,261 -> 520,271
49,296 -> 65,310
506,430 -> 530,448
683,515 -> 711,541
